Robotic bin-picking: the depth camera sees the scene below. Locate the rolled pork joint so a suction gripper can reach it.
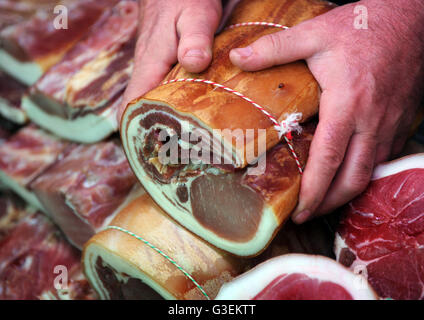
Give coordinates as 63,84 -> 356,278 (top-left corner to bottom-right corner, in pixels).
122,118 -> 315,257
83,191 -> 338,300
0,206 -> 97,300
30,140 -> 139,249
335,153 -> 424,300
0,70 -> 28,124
0,0 -> 118,85
21,1 -> 138,143
216,254 -> 377,300
0,125 -> 72,211
121,0 -> 333,257
83,191 -> 248,300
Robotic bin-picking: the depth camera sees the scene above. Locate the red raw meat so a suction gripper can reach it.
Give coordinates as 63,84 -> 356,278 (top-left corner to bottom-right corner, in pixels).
0,192 -> 28,241
30,140 -> 138,248
0,125 -> 71,186
0,70 -> 28,124
0,0 -> 118,85
335,154 -> 424,300
0,209 -> 96,300
32,1 -> 137,108
0,125 -> 72,210
216,254 -> 377,300
253,273 -> 353,300
0,0 -> 60,31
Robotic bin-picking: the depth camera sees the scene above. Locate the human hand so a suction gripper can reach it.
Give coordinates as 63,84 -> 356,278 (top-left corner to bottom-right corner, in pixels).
118,0 -> 223,121
229,0 -> 424,223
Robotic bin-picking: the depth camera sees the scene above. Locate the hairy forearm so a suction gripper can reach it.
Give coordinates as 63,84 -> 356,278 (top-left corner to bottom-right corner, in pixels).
353,0 -> 424,91
362,0 -> 424,46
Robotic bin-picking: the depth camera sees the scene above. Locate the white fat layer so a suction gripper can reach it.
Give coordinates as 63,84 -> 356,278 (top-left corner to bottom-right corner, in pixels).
83,243 -> 174,300
334,233 -> 348,261
0,170 -> 46,213
39,291 -> 57,300
0,50 -> 42,86
122,102 -> 279,257
0,99 -> 28,124
22,96 -> 117,143
215,254 -> 377,300
372,153 -> 424,180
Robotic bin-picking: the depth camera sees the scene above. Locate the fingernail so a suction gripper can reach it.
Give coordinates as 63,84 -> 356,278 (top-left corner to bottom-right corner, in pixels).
232,46 -> 253,58
292,209 -> 311,224
184,49 -> 206,58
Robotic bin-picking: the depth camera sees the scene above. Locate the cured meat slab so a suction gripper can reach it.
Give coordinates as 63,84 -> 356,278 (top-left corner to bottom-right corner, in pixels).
0,70 -> 28,124
22,0 -> 138,143
31,140 -> 138,249
0,192 -> 28,241
121,0 -> 333,257
0,0 -> 60,31
0,125 -> 72,211
215,254 -> 377,300
0,119 -> 18,185
335,154 -> 424,300
0,0 -> 118,85
122,120 -> 315,256
83,190 -> 247,300
0,200 -> 97,300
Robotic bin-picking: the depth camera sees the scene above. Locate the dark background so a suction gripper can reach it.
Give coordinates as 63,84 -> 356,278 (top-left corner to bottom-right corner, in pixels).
332,0 -> 358,5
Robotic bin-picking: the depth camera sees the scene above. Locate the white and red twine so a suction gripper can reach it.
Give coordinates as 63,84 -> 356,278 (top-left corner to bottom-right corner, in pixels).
111,23 -> 303,299
161,22 -> 304,174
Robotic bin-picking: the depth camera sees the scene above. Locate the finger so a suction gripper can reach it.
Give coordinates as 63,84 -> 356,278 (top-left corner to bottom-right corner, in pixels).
292,91 -> 354,224
374,140 -> 393,164
390,115 -> 415,157
229,20 -> 325,71
391,135 -> 408,158
218,0 -> 242,32
177,4 -> 221,73
314,131 -> 377,216
374,114 -> 397,163
118,23 -> 178,122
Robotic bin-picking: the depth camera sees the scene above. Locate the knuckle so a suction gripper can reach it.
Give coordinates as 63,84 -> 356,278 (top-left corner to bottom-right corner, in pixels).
346,159 -> 373,196
358,131 -> 379,147
183,31 -> 212,44
321,145 -> 345,170
259,32 -> 285,66
266,32 -> 284,54
346,172 -> 370,196
183,1 -> 221,28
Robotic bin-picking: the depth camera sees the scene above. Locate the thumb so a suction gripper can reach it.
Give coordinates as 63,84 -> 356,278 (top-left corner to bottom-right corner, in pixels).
229,20 -> 324,71
177,4 -> 221,73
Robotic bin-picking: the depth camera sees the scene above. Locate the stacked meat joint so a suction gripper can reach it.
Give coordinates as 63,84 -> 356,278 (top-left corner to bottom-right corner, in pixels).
0,0 -> 138,300
1,0 -> 423,301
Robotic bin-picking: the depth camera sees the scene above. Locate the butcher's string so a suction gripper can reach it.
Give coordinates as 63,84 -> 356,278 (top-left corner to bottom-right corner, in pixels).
106,225 -> 210,300
162,22 -> 304,174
